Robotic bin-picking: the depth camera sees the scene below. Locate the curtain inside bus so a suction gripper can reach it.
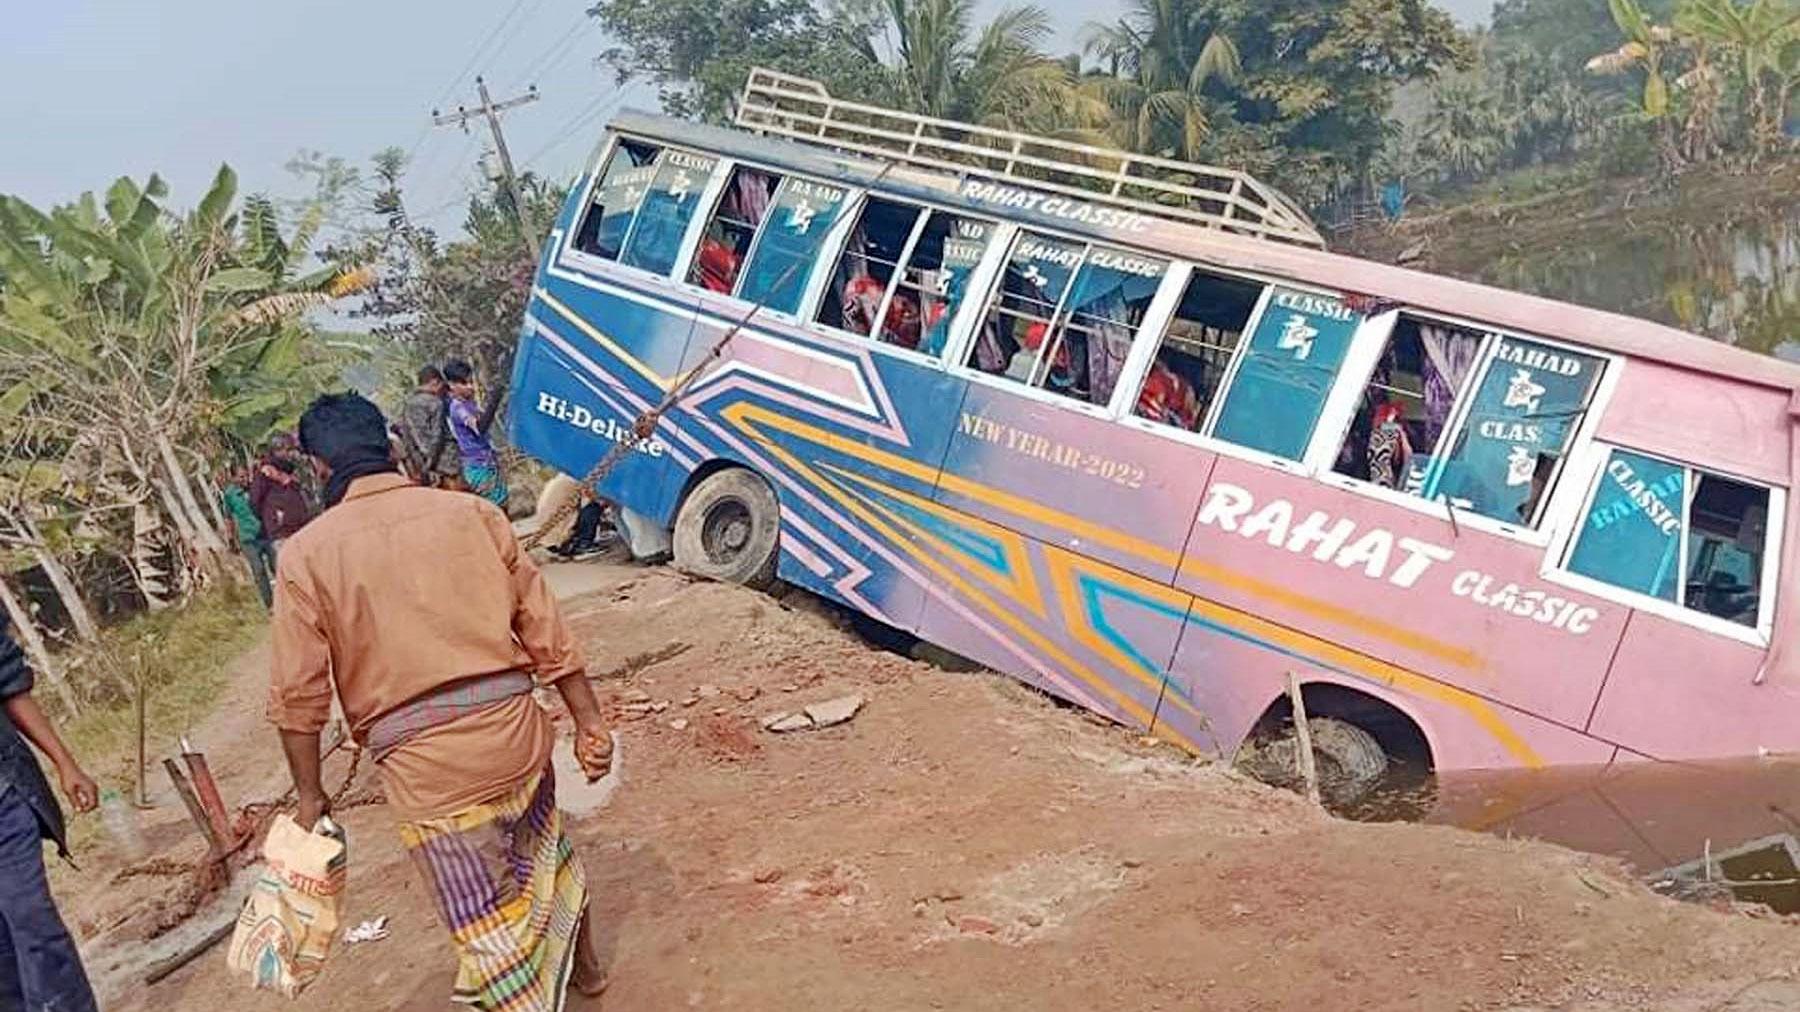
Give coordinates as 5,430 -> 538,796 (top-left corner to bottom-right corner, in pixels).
574,141 -> 661,260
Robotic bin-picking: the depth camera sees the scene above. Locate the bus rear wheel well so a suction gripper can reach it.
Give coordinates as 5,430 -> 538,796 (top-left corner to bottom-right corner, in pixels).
1244,682 -> 1433,771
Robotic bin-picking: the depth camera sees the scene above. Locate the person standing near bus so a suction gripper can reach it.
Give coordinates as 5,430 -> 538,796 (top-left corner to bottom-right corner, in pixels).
221,464 -> 274,608
0,623 -> 99,1012
444,359 -> 509,509
396,365 -> 461,488
250,440 -> 313,562
267,393 -> 612,1009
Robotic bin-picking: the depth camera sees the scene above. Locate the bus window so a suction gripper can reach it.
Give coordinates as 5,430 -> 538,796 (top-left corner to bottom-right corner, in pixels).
573,139 -> 661,260
1426,337 -> 1605,526
913,215 -> 998,358
968,231 -> 1084,385
817,197 -> 924,348
1567,450 -> 1773,628
1333,317 -> 1486,492
1209,287 -> 1364,461
1131,270 -> 1266,432
687,166 -> 783,295
737,177 -> 851,313
618,150 -> 721,276
1039,248 -> 1169,408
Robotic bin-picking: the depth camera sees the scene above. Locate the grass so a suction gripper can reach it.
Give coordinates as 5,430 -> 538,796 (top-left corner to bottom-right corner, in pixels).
57,585 -> 268,795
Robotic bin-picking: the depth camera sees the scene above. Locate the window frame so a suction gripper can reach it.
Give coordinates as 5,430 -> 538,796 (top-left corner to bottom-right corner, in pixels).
562,134 -> 662,280
1311,307 -> 1623,548
946,226 -> 1185,423
1543,440 -> 1786,646
801,199 -> 1008,372
729,173 -> 859,321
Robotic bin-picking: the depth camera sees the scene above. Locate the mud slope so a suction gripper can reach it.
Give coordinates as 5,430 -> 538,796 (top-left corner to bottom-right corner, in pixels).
92,560 -> 1800,1011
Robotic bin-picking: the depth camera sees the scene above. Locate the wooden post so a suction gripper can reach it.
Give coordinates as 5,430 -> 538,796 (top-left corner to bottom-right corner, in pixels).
135,673 -> 148,807
181,745 -> 236,850
1286,673 -> 1321,806
163,758 -> 223,855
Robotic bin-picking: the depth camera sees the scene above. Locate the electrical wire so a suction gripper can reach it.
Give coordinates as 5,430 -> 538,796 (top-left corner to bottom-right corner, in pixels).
519,88 -> 631,173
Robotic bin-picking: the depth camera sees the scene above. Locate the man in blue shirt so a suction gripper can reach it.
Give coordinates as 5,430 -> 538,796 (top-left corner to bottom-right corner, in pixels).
0,624 -> 98,1012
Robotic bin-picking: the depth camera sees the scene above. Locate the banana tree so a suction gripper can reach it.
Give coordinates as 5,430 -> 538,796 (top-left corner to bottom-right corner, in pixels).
1677,0 -> 1800,157
0,167 -> 370,580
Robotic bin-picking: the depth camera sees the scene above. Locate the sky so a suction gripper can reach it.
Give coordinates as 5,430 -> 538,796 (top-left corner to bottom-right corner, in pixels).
0,0 -> 1491,237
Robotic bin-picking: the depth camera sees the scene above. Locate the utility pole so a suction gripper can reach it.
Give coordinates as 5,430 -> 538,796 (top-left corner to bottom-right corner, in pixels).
434,76 -> 541,258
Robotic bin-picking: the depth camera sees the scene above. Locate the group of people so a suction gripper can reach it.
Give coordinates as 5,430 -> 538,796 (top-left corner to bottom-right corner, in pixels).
219,359 -> 512,609
392,359 -> 509,509
1,387 -> 619,1011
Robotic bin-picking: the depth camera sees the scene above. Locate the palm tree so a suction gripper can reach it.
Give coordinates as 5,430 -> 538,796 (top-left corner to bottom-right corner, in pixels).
867,0 -> 1101,135
1082,0 -> 1242,158
1419,78 -> 1509,181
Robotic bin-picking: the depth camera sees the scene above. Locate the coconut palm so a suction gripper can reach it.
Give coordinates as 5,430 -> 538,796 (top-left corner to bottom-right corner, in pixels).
1082,0 -> 1243,158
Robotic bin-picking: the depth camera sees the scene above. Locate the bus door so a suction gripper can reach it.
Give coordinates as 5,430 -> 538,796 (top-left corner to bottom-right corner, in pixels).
520,137 -> 731,523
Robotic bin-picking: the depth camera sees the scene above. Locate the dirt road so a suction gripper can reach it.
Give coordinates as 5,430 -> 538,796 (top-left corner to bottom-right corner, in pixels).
72,557 -> 1800,1010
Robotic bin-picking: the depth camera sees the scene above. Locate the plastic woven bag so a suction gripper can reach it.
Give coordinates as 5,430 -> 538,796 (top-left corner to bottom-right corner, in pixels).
226,814 -> 347,997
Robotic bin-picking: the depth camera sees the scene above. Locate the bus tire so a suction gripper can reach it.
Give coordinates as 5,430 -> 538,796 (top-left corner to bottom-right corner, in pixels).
1236,716 -> 1389,805
672,468 -> 779,588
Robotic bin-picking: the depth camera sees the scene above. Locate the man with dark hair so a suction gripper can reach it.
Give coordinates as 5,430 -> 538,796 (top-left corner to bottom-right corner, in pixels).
442,359 -> 509,509
250,437 -> 313,558
395,365 -> 461,488
0,623 -> 99,1012
269,392 -> 613,1009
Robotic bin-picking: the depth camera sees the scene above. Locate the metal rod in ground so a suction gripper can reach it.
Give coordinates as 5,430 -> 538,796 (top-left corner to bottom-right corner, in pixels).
162,758 -> 222,855
181,750 -> 236,850
135,674 -> 148,808
1286,673 -> 1321,806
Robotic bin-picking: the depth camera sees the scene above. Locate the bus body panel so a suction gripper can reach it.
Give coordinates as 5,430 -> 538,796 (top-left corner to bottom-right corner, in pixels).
934,381 -> 1215,585
1598,359 -> 1794,487
1588,612 -> 1794,759
1176,456 -> 1629,734
1157,630 -> 1619,769
505,122 -> 1800,776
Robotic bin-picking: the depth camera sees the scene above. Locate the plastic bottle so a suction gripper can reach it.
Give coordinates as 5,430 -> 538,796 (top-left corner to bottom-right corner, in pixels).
99,788 -> 146,860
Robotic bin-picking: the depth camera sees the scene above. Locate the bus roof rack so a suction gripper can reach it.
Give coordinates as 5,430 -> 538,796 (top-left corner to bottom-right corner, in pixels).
734,67 -> 1327,250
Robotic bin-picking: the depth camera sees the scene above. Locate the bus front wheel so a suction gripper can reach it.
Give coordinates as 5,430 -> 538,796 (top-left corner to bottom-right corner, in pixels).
672,468 -> 779,588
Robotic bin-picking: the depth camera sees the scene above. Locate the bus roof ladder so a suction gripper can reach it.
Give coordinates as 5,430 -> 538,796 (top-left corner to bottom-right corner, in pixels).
734,66 -> 1326,250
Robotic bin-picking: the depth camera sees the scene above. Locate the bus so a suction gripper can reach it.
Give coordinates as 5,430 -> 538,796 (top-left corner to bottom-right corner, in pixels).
506,67 -> 1799,791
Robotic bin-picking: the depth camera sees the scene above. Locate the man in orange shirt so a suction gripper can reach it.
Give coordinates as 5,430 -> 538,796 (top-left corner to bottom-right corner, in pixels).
268,393 -> 613,1010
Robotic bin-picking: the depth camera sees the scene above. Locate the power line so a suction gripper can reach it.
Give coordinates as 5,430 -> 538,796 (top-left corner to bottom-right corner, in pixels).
434,77 -> 543,257
430,0 -> 535,115
521,88 -> 630,172
505,13 -> 593,93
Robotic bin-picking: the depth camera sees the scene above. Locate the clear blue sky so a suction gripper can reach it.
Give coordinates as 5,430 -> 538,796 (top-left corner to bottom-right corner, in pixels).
1,0 -> 1488,237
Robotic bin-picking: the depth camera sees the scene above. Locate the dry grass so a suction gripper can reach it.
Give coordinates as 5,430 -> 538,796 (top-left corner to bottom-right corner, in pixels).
58,587 -> 267,795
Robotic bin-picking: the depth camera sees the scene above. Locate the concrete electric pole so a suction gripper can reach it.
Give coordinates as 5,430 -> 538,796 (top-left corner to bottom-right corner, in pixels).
434,76 -> 541,258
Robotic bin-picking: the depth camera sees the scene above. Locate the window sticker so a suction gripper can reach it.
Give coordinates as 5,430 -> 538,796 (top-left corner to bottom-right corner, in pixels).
1210,287 -> 1363,461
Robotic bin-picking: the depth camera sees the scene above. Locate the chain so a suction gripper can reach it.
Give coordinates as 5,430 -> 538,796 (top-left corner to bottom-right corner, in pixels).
519,164 -> 894,550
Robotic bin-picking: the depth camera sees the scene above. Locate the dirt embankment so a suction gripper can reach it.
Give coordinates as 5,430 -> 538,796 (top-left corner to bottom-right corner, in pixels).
68,559 -> 1800,1011
1335,161 -> 1800,281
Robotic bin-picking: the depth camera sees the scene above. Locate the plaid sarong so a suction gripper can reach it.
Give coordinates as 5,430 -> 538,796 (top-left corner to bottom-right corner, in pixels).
464,463 -> 510,508
365,671 -> 533,762
399,767 -> 590,1011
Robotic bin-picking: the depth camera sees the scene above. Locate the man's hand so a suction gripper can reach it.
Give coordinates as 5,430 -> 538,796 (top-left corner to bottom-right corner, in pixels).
56,762 -> 97,814
295,790 -> 330,832
574,726 -> 613,783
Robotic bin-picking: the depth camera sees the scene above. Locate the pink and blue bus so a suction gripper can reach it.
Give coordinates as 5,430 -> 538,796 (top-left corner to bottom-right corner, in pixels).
506,69 -> 1799,789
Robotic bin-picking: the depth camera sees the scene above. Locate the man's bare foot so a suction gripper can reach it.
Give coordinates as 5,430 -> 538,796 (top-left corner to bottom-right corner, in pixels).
572,971 -> 609,998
